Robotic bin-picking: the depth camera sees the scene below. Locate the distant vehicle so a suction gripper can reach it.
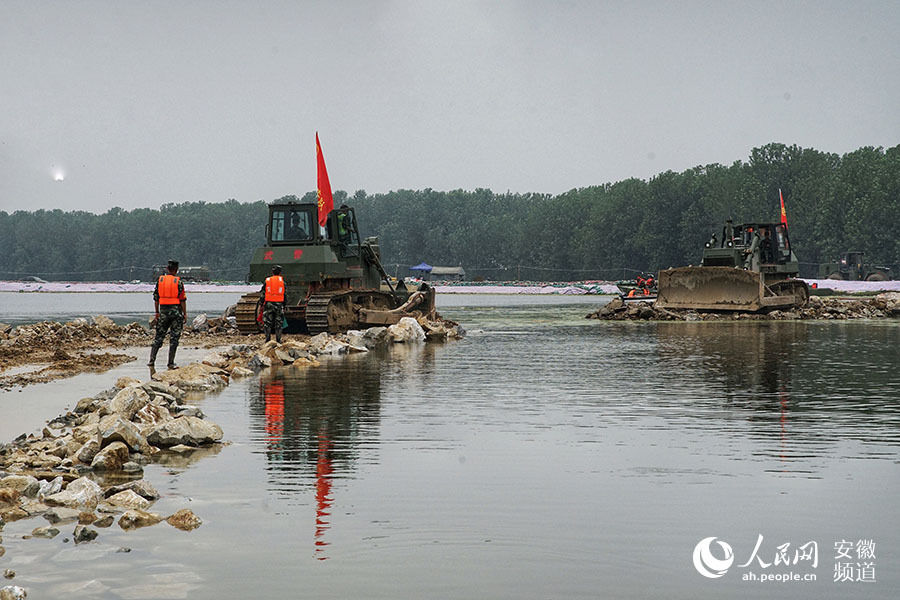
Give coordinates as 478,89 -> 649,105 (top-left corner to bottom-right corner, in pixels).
151,265 -> 211,282
818,251 -> 892,281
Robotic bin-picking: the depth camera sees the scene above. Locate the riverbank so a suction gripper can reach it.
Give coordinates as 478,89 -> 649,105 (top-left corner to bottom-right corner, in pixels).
0,317 -> 250,390
5,278 -> 899,295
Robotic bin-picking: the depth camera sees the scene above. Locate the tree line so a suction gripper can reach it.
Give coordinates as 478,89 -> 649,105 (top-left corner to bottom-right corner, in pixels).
1,142 -> 897,282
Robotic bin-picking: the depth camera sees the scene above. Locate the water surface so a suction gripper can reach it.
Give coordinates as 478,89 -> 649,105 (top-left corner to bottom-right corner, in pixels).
0,296 -> 897,599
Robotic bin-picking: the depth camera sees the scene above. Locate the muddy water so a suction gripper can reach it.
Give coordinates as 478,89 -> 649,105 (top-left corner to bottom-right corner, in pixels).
1,296 -> 899,599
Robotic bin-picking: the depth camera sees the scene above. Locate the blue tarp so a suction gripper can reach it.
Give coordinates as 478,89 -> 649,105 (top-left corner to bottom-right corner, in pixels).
410,262 -> 433,272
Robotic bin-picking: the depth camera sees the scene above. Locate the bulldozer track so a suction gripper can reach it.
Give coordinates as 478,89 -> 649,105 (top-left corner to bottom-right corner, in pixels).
304,293 -> 338,335
235,292 -> 262,335
305,290 -> 411,335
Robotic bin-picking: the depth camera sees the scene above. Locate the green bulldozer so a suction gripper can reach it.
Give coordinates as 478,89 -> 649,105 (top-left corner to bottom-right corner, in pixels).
235,200 -> 436,334
656,219 -> 810,312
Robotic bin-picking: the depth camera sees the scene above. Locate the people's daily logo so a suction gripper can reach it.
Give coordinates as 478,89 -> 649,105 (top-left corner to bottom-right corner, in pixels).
693,536 -> 734,578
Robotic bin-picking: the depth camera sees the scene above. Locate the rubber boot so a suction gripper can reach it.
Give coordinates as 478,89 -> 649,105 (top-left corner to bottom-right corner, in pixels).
147,343 -> 161,366
167,345 -> 178,370
264,326 -> 271,343
275,328 -> 282,344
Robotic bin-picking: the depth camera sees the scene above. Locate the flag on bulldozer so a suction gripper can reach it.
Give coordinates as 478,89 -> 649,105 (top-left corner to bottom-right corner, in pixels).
316,132 -> 333,227
779,188 -> 788,226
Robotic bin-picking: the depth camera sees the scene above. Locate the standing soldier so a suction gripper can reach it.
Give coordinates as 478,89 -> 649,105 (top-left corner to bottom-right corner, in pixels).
149,259 -> 187,369
260,265 -> 285,343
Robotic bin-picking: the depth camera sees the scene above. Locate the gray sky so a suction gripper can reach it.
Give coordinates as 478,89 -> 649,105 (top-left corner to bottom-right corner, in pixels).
1,0 -> 898,213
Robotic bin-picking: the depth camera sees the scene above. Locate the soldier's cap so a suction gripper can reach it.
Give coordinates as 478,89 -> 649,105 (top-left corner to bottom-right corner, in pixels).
167,260 -> 179,270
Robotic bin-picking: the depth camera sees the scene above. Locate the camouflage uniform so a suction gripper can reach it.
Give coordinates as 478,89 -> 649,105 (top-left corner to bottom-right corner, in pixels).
150,275 -> 186,367
263,301 -> 284,338
259,281 -> 284,342
154,304 -> 185,350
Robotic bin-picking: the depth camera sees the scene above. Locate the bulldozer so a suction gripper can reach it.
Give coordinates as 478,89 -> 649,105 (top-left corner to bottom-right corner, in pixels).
235,200 -> 436,335
656,219 -> 809,312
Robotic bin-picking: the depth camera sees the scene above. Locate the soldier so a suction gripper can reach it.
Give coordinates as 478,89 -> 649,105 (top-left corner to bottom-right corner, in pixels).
260,265 -> 285,343
149,259 -> 187,369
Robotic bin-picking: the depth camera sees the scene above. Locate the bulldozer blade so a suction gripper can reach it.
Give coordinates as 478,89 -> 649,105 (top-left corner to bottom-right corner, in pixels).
656,266 -> 766,312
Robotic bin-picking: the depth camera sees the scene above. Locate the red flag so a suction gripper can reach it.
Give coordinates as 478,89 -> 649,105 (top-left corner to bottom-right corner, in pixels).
316,132 -> 333,227
779,188 -> 788,226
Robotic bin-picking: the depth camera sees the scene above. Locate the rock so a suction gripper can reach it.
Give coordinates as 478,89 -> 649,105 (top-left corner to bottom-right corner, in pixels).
103,386 -> 151,420
78,512 -> 96,524
75,439 -> 101,465
246,354 -> 272,371
0,585 -> 26,600
93,515 -> 114,528
115,377 -> 141,389
132,401 -> 173,427
0,476 -> 40,498
74,397 -> 100,414
73,525 -> 98,544
92,315 -> 116,331
166,508 -> 202,531
201,351 -> 230,368
99,415 -> 151,455
44,477 -> 102,511
31,526 -> 59,538
121,461 -> 143,474
2,571 -> 14,580
0,490 -> 19,507
388,317 -> 426,343
90,441 -> 131,471
141,380 -> 185,401
152,363 -> 228,391
37,476 -> 63,498
105,479 -> 159,501
191,314 -> 209,332
72,423 -> 100,445
230,366 -> 254,378
291,357 -> 320,367
145,416 -> 223,447
118,509 -> 163,530
0,508 -> 27,522
43,507 -> 82,524
106,490 -> 151,510
172,405 -> 205,419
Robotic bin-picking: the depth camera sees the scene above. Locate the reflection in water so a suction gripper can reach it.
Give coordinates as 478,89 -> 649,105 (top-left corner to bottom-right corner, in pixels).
654,320 -> 900,468
251,355 -> 383,560
656,322 -> 808,471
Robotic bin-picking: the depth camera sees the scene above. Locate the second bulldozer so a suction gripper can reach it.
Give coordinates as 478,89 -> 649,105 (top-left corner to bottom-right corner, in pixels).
235,199 -> 436,335
656,219 -> 809,312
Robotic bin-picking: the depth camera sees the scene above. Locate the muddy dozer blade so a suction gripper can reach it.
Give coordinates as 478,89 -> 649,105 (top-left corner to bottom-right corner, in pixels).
657,266 -> 765,311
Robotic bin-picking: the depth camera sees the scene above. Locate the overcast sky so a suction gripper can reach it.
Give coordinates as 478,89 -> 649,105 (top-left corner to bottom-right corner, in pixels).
1,0 -> 898,213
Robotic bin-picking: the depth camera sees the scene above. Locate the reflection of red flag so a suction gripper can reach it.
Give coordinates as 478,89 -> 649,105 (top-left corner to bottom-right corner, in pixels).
316,132 -> 333,227
779,188 -> 788,226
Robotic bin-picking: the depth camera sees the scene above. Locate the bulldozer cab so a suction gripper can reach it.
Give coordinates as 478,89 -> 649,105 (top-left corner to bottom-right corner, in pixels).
707,222 -> 793,268
268,204 -> 317,245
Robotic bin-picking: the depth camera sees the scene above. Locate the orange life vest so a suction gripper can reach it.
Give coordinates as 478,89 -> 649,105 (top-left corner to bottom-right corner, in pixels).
265,275 -> 285,302
158,275 -> 181,305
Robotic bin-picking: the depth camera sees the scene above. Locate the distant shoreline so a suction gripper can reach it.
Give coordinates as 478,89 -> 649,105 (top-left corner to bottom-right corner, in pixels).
1,279 -> 899,295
